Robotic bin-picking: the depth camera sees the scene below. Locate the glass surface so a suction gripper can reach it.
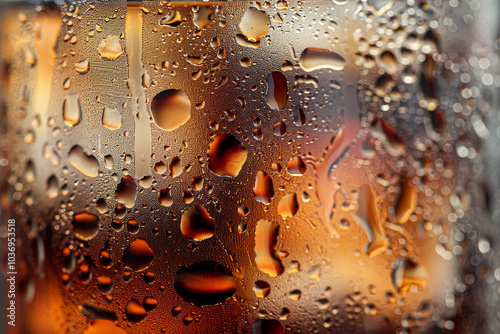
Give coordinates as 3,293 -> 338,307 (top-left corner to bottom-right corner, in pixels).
1,0 -> 500,333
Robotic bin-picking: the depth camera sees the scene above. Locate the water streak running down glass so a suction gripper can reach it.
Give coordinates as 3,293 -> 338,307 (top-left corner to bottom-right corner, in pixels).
1,0 -> 500,333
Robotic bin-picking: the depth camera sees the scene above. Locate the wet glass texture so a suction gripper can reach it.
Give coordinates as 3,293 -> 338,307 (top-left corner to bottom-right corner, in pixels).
1,0 -> 500,333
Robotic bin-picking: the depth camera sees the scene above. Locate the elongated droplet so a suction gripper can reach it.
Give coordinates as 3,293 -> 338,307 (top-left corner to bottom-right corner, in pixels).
266,71 -> 288,110
299,48 -> 345,72
63,94 -> 82,126
255,219 -> 284,277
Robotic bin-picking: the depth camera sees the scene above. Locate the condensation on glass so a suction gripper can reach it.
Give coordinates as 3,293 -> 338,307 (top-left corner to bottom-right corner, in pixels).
0,0 -> 499,333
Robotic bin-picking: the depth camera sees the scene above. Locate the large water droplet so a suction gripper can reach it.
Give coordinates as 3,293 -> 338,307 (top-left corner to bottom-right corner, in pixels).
299,48 -> 345,72
356,184 -> 388,257
239,7 -> 270,42
208,134 -> 247,177
393,176 -> 417,224
193,6 -> 213,29
253,171 -> 274,204
180,204 -> 215,241
98,36 -> 123,60
253,280 -> 271,298
125,299 -> 147,323
63,94 -> 82,126
174,261 -> 237,306
265,72 -> 288,110
392,258 -> 427,293
75,59 -> 89,74
255,219 -> 284,277
46,175 -> 59,199
169,157 -> 183,178
151,89 -> 191,131
115,176 -> 137,208
122,239 -> 154,272
102,107 -> 121,130
73,212 -> 100,241
278,193 -> 298,218
160,10 -> 182,27
68,145 -> 99,177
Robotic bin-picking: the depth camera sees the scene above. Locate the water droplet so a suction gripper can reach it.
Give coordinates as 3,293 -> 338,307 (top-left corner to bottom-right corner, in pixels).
159,188 -> 173,207
356,184 -> 389,257
75,59 -> 89,74
46,175 -> 59,199
255,219 -> 284,277
83,319 -> 126,334
115,176 -> 137,208
98,36 -> 123,60
63,78 -> 71,89
239,7 -> 270,42
252,319 -> 284,334
253,280 -> 271,298
366,0 -> 394,15
174,261 -> 237,306
286,156 -> 306,176
24,46 -> 36,66
97,276 -> 112,293
160,10 -> 182,27
393,176 -> 417,224
292,106 -> 306,126
208,134 -> 247,177
392,258 -> 427,293
73,212 -> 100,241
169,157 -> 183,178
143,296 -> 158,311
68,145 -> 99,177
102,107 -> 121,130
122,239 -> 154,272
104,155 -> 114,169
181,204 -> 215,241
25,160 -> 35,183
266,72 -> 288,110
193,6 -> 213,29
151,89 -> 191,131
370,119 -> 405,157
154,161 -> 167,174
125,299 -> 147,323
379,51 -> 398,74
99,250 -> 113,268
63,94 -> 82,126
253,171 -> 274,205
273,122 -> 286,136
299,48 -> 345,72
278,193 -> 298,218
